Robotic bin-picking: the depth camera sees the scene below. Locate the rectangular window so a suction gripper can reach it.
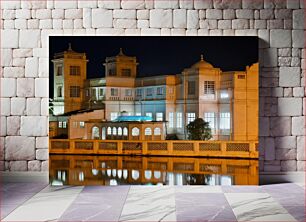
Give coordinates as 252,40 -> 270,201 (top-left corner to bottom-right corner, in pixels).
146,88 -> 153,96
85,89 -> 89,97
125,89 -> 132,96
220,112 -> 230,129
122,69 -> 131,77
177,112 -> 182,128
204,81 -> 215,96
238,75 -> 245,79
92,88 -> 96,98
187,113 -> 196,125
157,87 -> 164,95
99,88 -> 104,96
57,66 -> 62,76
58,121 -> 63,128
156,112 -> 163,121
79,121 -> 85,128
135,112 -> 141,116
220,91 -> 229,99
110,112 -> 118,121
70,66 -> 80,76
111,88 -> 118,96
188,81 -> 196,95
146,112 -> 152,118
136,89 -> 142,96
109,69 -> 115,76
57,86 -> 63,97
70,86 -> 80,98
168,87 -> 174,94
63,121 -> 67,129
169,112 -> 174,128
204,112 -> 215,129
73,122 -> 78,128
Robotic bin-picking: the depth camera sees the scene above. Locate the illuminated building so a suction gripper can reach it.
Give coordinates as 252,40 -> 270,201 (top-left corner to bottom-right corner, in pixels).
51,45 -> 258,141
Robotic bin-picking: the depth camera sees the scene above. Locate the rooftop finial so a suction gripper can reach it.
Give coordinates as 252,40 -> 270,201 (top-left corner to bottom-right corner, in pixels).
200,54 -> 204,61
68,43 -> 72,51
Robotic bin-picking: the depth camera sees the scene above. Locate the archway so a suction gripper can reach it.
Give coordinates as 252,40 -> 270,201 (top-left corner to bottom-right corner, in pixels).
101,127 -> 106,140
145,127 -> 152,140
123,127 -> 128,138
107,127 -> 112,139
92,126 -> 100,139
131,127 -> 140,140
132,127 -> 140,136
112,127 -> 117,135
154,127 -> 161,140
154,127 -> 161,135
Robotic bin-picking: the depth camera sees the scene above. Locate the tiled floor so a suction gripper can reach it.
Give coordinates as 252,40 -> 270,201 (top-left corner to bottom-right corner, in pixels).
1,182 -> 305,222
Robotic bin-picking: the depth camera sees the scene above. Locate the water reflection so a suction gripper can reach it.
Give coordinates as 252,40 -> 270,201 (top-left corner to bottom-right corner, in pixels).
49,155 -> 258,186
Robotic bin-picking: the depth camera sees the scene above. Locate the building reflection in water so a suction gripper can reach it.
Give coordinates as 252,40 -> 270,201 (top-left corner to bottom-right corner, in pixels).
49,155 -> 258,186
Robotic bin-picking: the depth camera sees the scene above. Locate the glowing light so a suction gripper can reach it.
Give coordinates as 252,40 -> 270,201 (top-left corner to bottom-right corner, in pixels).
144,170 -> 152,179
92,169 -> 99,176
114,115 -> 153,122
123,169 -> 128,179
132,170 -> 139,180
117,169 -> 122,178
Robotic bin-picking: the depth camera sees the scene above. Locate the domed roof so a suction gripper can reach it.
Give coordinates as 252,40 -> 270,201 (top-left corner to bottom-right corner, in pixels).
191,54 -> 214,69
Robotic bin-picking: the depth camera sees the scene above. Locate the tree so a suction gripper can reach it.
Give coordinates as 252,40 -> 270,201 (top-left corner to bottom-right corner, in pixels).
186,118 -> 212,140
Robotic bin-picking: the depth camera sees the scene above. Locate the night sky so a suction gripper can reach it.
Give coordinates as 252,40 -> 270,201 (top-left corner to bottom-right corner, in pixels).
49,36 -> 258,96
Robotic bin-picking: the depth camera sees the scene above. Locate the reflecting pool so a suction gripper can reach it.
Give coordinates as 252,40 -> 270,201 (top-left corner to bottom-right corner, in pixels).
49,155 -> 258,186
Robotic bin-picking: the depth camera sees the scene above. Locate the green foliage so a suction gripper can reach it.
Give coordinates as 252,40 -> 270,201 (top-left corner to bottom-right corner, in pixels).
186,118 -> 212,140
166,134 -> 179,140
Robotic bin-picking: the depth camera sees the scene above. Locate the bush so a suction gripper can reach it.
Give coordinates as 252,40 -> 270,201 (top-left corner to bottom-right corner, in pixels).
53,134 -> 68,139
186,118 -> 212,140
166,134 -> 179,140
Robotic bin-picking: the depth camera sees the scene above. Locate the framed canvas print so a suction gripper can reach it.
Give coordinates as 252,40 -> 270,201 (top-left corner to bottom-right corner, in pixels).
49,37 -> 258,186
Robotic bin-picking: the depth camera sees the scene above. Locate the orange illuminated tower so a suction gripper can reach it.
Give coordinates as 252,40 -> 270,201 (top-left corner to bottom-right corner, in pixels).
232,63 -> 259,141
51,44 -> 88,115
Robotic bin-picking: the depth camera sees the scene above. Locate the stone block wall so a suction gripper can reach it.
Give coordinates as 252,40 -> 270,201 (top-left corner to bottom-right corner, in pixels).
0,0 -> 305,172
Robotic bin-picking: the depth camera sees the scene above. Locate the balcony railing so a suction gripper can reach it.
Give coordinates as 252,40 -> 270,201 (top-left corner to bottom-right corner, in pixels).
49,139 -> 258,158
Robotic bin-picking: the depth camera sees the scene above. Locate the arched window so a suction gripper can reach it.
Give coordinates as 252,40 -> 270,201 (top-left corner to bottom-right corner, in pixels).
57,86 -> 62,97
101,127 -> 106,140
118,127 -> 122,136
112,127 -> 117,135
107,127 -> 112,135
145,127 -> 152,135
154,127 -> 161,135
132,127 -> 140,136
123,127 -> 128,136
92,126 -> 100,139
